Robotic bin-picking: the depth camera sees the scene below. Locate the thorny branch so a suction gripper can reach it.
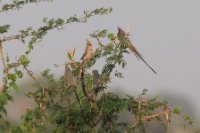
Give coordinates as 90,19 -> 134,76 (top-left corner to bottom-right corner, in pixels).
142,108 -> 170,124
23,65 -> 42,87
130,96 -> 170,129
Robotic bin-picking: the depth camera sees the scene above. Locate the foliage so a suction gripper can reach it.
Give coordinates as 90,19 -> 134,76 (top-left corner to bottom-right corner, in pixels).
0,1 -> 198,133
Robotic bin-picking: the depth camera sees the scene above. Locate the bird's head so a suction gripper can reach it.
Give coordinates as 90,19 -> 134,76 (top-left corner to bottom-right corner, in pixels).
86,39 -> 92,46
92,70 -> 99,75
117,27 -> 126,36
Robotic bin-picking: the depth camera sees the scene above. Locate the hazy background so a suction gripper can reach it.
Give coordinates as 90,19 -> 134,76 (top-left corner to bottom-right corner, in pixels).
0,0 -> 200,125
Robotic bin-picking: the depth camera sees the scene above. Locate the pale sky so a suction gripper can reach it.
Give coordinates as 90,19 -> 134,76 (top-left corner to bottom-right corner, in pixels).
1,0 -> 200,122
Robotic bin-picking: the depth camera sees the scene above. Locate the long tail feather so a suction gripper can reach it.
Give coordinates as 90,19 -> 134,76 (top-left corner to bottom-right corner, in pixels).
128,41 -> 157,74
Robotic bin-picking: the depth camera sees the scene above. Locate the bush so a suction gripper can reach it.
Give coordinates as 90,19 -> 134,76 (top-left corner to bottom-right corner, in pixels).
0,1 -> 197,133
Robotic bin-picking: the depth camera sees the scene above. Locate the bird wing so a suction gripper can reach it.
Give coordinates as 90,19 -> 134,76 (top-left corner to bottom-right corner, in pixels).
127,39 -> 143,60
81,46 -> 87,60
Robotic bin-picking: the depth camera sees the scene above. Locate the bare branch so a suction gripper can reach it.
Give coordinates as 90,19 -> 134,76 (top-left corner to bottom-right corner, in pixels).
23,65 -> 42,87
0,36 -> 9,92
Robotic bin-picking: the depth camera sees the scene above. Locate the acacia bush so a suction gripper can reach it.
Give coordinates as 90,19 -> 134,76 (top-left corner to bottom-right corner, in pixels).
0,1 -> 197,133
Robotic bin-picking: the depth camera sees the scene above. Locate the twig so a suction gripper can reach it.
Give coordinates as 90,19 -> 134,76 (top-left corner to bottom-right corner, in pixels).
73,89 -> 89,123
128,95 -> 143,131
0,0 -> 52,13
142,109 -> 170,121
0,37 -> 9,92
55,87 -> 95,106
74,89 -> 81,104
0,42 -> 7,69
80,67 -> 94,102
23,65 -> 46,111
132,120 -> 139,128
2,35 -> 21,42
138,95 -> 141,110
96,37 -> 106,47
23,65 -> 42,86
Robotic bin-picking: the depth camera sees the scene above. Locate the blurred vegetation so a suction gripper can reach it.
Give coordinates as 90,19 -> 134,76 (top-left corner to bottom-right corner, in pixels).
0,0 -> 199,133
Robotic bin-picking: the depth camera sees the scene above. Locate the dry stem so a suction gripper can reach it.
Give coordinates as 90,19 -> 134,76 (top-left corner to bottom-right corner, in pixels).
0,37 -> 9,92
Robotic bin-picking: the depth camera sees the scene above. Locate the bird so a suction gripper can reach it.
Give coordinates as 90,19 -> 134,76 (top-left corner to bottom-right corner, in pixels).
92,70 -> 103,95
92,70 -> 101,88
80,39 -> 94,65
117,27 -> 157,74
64,63 -> 77,87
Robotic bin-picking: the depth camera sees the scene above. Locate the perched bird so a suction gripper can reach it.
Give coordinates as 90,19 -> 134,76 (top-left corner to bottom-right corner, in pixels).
117,27 -> 157,74
81,39 -> 94,65
92,70 -> 103,95
64,63 -> 77,87
92,70 -> 101,88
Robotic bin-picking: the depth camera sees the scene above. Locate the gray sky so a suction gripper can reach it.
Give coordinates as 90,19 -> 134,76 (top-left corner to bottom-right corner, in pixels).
1,0 -> 200,121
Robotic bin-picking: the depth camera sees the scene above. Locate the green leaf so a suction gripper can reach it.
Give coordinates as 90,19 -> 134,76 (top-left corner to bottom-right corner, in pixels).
0,96 -> 7,105
19,55 -> 30,66
9,81 -> 20,91
56,113 -> 67,124
98,29 -> 107,37
114,72 -> 123,78
16,70 -> 23,78
122,61 -> 127,68
141,89 -> 148,96
183,115 -> 193,125
55,18 -> 64,25
7,94 -> 14,102
90,32 -> 98,38
173,107 -> 182,114
10,126 -> 23,133
8,74 -> 17,81
107,33 -> 115,40
28,43 -> 33,51
0,25 -> 10,33
0,106 -> 7,115
2,4 -> 10,11
42,69 -> 51,77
